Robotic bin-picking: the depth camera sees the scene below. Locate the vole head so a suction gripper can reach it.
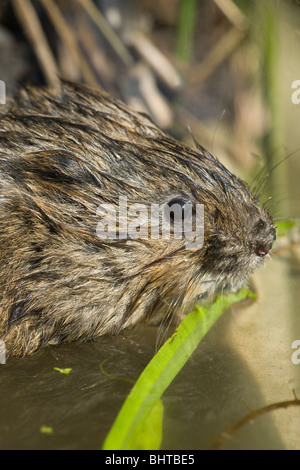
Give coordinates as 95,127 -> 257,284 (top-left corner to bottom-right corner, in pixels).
0,81 -> 276,355
2,81 -> 276,294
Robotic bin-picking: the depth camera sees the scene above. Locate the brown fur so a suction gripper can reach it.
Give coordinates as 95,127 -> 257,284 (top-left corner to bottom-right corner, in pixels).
0,82 -> 276,357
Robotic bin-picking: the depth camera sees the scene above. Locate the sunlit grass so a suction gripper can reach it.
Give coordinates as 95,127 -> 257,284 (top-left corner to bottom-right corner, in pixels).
102,286 -> 255,450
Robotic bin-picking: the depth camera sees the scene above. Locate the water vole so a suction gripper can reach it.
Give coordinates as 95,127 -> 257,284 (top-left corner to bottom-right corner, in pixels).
0,81 -> 276,357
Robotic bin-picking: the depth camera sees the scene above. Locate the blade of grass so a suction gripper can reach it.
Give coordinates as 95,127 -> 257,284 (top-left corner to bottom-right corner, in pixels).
257,1 -> 287,214
102,286 -> 255,450
176,0 -> 198,63
123,399 -> 164,451
100,362 -> 164,450
275,220 -> 296,238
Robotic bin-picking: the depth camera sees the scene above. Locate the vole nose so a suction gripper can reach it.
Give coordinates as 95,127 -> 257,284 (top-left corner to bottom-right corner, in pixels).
252,220 -> 276,257
255,244 -> 272,257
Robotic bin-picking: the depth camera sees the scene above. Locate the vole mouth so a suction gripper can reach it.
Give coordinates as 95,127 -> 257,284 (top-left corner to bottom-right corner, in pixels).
255,243 -> 273,257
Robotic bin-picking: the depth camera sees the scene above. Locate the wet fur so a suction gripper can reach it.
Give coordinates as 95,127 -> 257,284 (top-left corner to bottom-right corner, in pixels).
0,82 -> 276,356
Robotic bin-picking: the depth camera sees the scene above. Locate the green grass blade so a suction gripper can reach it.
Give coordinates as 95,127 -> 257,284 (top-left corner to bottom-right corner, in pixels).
102,286 -> 255,450
275,220 -> 296,237
176,0 -> 198,63
123,399 -> 164,450
53,367 -> 72,375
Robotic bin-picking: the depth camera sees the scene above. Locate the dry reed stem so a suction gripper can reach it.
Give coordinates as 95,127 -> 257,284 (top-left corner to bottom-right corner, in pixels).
39,0 -> 99,88
190,27 -> 245,88
75,0 -> 134,67
12,0 -> 60,91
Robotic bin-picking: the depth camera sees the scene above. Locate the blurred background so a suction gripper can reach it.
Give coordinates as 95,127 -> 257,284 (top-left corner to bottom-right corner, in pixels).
0,0 -> 299,450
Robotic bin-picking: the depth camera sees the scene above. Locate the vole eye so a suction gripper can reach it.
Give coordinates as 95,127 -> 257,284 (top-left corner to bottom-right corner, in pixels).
166,197 -> 191,222
167,197 -> 188,207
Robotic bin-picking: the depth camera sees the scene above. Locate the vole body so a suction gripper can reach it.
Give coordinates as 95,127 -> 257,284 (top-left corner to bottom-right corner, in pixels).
0,82 -> 276,357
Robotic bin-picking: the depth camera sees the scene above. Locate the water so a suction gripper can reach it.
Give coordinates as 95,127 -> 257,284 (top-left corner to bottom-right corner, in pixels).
0,329 -> 157,450
0,253 -> 299,449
